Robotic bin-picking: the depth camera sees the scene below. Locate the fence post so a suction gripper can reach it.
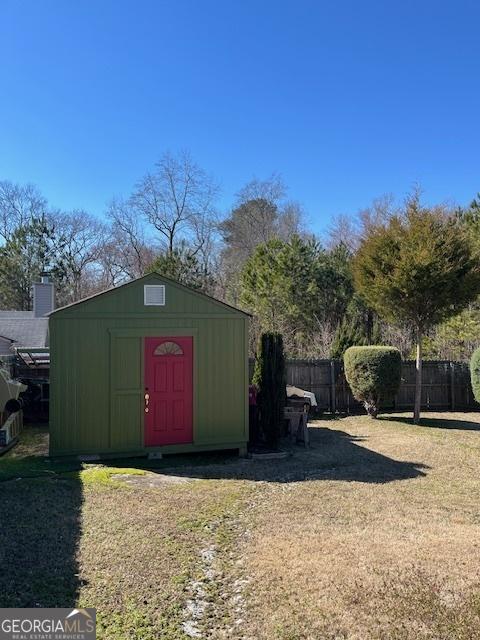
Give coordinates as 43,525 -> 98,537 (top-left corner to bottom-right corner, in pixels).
450,362 -> 455,411
330,360 -> 336,414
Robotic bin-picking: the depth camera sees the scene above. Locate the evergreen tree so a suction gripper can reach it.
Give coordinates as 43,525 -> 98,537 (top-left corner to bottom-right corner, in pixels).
330,296 -> 381,359
252,333 -> 286,448
147,244 -> 212,291
0,215 -> 63,310
354,194 -> 480,423
240,236 -> 353,354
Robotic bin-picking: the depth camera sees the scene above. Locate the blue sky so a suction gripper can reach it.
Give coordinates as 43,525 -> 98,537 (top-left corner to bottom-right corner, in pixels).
1,0 -> 479,236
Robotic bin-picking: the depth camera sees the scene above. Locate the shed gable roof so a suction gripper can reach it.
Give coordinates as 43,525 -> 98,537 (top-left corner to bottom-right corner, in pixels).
50,273 -> 251,317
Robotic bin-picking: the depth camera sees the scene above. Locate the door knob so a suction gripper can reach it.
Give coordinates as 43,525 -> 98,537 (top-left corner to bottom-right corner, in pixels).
144,392 -> 150,413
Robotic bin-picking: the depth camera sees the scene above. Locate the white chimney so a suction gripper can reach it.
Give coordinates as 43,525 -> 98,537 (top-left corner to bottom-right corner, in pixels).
32,274 -> 55,317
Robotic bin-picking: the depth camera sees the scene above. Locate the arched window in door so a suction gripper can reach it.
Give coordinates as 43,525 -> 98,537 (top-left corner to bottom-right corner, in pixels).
154,341 -> 184,356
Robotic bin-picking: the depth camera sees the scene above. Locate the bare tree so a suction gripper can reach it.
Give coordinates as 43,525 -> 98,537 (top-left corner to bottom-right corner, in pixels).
235,172 -> 286,204
97,240 -> 127,288
327,194 -> 399,251
54,210 -> 106,303
0,180 -> 47,241
326,213 -> 359,251
131,150 -> 219,255
277,201 -> 305,238
103,198 -> 155,282
358,193 -> 398,240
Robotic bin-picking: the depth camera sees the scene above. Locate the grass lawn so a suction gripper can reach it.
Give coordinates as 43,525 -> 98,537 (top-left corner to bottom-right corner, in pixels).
2,413 -> 480,639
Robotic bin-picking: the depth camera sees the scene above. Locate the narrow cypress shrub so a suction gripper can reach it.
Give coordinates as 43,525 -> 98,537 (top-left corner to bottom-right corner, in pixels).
470,347 -> 480,403
344,346 -> 401,418
253,333 -> 286,447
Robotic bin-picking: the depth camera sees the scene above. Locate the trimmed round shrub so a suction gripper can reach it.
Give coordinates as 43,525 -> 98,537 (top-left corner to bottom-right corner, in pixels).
344,346 -> 402,418
470,347 -> 480,403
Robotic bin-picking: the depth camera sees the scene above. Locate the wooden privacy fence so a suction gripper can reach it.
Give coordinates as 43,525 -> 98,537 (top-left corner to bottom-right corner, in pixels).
249,359 -> 478,413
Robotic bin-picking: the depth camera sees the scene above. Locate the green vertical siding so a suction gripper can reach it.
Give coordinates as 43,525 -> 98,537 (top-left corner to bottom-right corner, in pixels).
49,274 -> 249,456
111,336 -> 143,450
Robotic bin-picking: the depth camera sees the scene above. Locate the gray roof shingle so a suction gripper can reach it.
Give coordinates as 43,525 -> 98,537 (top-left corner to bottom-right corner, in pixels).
0,312 -> 49,348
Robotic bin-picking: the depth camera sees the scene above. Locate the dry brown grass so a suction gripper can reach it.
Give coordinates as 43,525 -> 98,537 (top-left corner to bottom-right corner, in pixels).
79,479 -> 248,639
241,413 -> 480,640
3,414 -> 480,639
0,427 -> 249,639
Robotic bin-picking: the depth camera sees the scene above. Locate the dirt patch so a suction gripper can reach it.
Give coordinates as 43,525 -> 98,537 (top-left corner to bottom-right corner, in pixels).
112,472 -> 197,487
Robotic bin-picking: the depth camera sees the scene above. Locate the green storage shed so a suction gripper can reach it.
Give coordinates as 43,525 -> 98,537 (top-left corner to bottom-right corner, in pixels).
49,273 -> 250,457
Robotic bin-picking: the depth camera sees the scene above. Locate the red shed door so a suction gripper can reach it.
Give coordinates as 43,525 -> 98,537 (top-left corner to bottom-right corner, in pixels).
144,337 -> 193,446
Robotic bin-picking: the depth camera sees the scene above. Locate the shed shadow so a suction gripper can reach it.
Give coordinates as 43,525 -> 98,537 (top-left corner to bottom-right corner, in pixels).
107,426 -> 429,484
0,470 -> 83,607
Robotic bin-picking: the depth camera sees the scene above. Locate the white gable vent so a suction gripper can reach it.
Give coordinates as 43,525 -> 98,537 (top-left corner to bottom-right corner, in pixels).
144,285 -> 165,306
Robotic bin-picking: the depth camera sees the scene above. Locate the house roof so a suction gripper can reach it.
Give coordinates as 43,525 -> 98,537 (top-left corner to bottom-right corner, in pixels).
0,313 -> 49,348
0,311 -> 35,318
49,272 -> 252,317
